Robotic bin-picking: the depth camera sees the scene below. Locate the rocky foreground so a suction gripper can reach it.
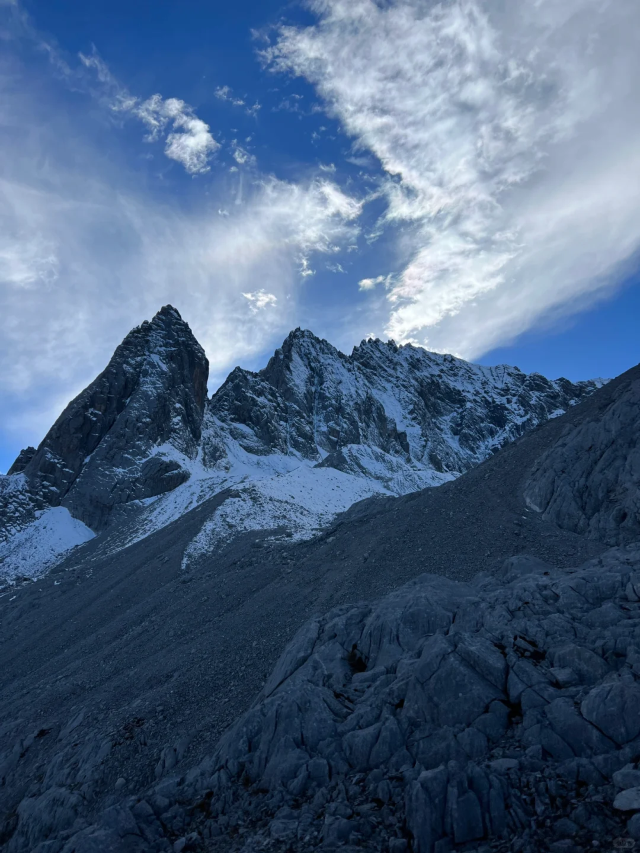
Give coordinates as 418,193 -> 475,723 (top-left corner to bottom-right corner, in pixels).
0,318 -> 638,852
6,545 -> 640,852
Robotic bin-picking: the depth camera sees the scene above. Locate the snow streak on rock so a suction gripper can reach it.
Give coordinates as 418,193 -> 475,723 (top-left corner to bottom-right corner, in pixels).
0,308 -> 603,580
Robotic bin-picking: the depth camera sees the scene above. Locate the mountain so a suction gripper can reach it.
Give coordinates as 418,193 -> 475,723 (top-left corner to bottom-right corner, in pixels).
0,306 -> 602,582
3,305 -> 208,530
207,327 -> 600,482
524,368 -> 640,544
0,351 -> 638,852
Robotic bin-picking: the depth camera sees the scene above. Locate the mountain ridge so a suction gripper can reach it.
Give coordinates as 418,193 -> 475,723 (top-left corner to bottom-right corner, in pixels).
1,305 -> 604,582
0,350 -> 637,853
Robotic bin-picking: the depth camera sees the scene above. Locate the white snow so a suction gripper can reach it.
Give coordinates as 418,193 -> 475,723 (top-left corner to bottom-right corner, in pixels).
1,332 -> 604,581
181,462 -> 391,569
0,507 -> 95,583
99,432 -> 306,555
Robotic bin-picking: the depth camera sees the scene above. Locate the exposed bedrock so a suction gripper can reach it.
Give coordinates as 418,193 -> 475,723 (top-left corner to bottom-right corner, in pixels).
524,368 -> 640,546
3,306 -> 208,534
185,547 -> 640,852
1,307 -> 605,570
7,546 -> 640,852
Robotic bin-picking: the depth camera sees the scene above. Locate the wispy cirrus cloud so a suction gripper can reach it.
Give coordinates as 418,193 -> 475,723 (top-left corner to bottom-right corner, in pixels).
0,13 -> 362,458
0,162 -> 361,448
358,275 -> 388,292
0,7 -> 219,177
214,83 -> 261,118
267,0 -> 640,357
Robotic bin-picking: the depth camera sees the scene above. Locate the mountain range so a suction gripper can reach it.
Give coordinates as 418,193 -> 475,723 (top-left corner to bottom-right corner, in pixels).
0,306 -> 603,583
1,306 -> 638,853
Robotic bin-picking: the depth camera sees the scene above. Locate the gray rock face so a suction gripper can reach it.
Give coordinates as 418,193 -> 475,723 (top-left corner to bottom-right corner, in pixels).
170,546 -> 640,851
2,306 -> 208,533
206,328 -> 601,479
1,310 -> 602,564
0,351 -> 638,851
12,545 -> 639,852
7,447 -> 36,476
524,366 -> 640,545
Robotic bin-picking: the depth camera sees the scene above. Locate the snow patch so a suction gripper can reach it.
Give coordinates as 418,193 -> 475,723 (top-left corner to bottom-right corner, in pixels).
181,464 -> 390,569
0,507 -> 95,583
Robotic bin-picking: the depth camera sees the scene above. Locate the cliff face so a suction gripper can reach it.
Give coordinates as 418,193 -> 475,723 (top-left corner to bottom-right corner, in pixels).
1,307 -> 603,576
3,306 -> 208,534
205,327 -> 601,483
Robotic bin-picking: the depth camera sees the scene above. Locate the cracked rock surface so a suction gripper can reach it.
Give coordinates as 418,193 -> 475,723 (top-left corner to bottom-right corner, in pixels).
525,370 -> 640,545
0,347 -> 638,851
6,547 -> 640,852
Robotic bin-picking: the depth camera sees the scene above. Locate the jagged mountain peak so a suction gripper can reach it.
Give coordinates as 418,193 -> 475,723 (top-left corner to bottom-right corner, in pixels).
1,305 -> 606,581
207,315 -> 602,487
282,326 -> 323,344
2,307 -> 209,540
113,303 -> 206,377
153,303 -> 183,321
262,327 -> 346,390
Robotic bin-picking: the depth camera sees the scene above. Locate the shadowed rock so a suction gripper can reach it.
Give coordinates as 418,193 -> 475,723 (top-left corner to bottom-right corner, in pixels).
525,364 -> 640,545
3,306 -> 209,533
7,546 -> 639,851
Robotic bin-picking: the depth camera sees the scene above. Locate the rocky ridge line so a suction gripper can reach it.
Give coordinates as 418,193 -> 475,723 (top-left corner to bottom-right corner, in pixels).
1,306 -> 208,539
1,309 -> 603,582
0,361 -> 638,851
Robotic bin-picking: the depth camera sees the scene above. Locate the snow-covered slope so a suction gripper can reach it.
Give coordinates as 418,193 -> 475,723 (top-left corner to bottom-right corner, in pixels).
203,329 -> 604,483
1,305 -> 208,539
0,308 -> 604,582
0,507 -> 95,583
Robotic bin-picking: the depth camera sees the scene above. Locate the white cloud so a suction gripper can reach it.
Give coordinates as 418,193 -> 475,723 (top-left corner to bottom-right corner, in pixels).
358,274 -> 387,291
0,168 -> 360,396
231,139 -> 256,167
214,85 -> 244,106
0,229 -> 58,289
214,84 -> 261,117
242,289 -> 278,312
0,54 -> 361,453
268,0 -> 640,357
79,52 -> 219,175
147,98 -> 218,175
299,256 -> 314,277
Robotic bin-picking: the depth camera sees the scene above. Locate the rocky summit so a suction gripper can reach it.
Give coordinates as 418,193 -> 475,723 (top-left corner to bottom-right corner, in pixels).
0,307 -> 639,853
1,307 -> 601,582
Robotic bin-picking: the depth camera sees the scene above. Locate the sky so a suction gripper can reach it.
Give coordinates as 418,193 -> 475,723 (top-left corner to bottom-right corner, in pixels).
1,0 -> 640,473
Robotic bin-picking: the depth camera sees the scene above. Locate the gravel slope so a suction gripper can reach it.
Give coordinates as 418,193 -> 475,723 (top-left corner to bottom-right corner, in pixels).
0,363 -> 637,851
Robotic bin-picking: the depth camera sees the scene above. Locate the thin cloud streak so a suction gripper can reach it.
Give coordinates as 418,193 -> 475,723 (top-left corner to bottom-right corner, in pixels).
1,2 -> 221,177
242,289 -> 278,312
268,0 -> 640,357
0,167 -> 361,433
0,57 -> 361,453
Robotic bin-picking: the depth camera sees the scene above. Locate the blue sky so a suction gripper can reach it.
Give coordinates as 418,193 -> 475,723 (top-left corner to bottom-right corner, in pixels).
1,0 -> 640,473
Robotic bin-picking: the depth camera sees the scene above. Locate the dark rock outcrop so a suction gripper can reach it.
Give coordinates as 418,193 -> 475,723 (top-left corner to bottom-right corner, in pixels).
5,306 -> 208,532
525,365 -> 640,545
163,545 -> 640,852
7,447 -> 36,476
7,546 -> 640,852
2,310 -> 602,557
